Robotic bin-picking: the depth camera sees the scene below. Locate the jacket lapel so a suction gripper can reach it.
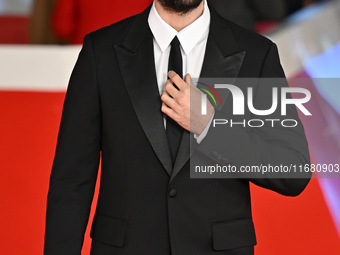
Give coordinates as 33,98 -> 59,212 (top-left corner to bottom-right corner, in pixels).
170,7 -> 246,182
113,5 -> 246,180
114,6 -> 173,176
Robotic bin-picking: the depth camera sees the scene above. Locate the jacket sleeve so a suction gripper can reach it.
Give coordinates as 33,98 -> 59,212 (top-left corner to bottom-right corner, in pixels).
196,43 -> 311,196
44,34 -> 101,255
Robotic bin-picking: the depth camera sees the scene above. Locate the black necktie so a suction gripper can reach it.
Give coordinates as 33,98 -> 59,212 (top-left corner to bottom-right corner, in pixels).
167,36 -> 184,164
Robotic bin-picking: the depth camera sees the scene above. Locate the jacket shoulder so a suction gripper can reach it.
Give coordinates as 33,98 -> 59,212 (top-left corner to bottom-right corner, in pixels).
227,20 -> 274,52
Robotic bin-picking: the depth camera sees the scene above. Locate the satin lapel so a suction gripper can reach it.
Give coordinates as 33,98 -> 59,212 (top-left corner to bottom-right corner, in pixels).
198,39 -> 246,111
199,5 -> 246,111
114,7 -> 173,176
170,8 -> 246,182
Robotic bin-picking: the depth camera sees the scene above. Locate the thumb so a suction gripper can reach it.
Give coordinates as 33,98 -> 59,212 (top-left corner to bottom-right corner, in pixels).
185,73 -> 192,85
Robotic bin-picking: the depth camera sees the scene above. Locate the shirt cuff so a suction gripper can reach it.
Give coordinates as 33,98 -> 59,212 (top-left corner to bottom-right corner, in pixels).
194,111 -> 215,144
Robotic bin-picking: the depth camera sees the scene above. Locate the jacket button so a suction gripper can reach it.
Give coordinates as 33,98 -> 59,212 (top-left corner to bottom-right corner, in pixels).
169,189 -> 177,198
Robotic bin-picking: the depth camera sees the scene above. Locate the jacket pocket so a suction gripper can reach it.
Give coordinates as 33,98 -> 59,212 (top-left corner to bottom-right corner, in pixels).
211,218 -> 257,251
90,213 -> 128,248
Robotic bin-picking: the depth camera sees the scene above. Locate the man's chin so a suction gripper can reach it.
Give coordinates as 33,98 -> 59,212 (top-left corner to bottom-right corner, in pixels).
158,0 -> 203,14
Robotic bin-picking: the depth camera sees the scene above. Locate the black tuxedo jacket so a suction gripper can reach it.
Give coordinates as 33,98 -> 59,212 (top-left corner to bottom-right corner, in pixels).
44,3 -> 311,255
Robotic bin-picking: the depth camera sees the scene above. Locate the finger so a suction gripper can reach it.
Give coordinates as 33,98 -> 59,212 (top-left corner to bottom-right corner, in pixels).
161,91 -> 179,110
165,80 -> 180,99
161,102 -> 180,122
168,71 -> 186,90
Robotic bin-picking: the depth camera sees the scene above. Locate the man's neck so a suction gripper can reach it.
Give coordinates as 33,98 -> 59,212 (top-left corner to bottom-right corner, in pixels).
154,0 -> 204,32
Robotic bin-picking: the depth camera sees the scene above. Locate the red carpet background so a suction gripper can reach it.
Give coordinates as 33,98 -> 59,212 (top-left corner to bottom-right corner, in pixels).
0,16 -> 28,44
0,91 -> 339,254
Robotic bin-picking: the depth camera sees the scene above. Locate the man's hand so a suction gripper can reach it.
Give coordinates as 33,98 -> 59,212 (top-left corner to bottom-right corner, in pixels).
161,71 -> 214,135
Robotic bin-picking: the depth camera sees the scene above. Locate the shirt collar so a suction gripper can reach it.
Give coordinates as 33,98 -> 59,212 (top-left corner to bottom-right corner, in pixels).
148,0 -> 210,55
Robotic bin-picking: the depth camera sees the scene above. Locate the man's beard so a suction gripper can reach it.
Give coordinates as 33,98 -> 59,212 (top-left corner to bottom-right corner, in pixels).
158,0 -> 203,14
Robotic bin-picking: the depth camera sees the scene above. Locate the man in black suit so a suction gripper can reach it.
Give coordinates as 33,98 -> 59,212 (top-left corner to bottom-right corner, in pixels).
44,0 -> 311,254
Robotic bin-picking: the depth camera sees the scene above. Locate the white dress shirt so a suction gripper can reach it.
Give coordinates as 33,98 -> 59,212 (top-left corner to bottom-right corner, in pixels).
148,0 -> 213,143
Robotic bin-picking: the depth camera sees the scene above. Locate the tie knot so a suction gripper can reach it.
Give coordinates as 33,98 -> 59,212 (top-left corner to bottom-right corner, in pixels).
171,36 -> 180,47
